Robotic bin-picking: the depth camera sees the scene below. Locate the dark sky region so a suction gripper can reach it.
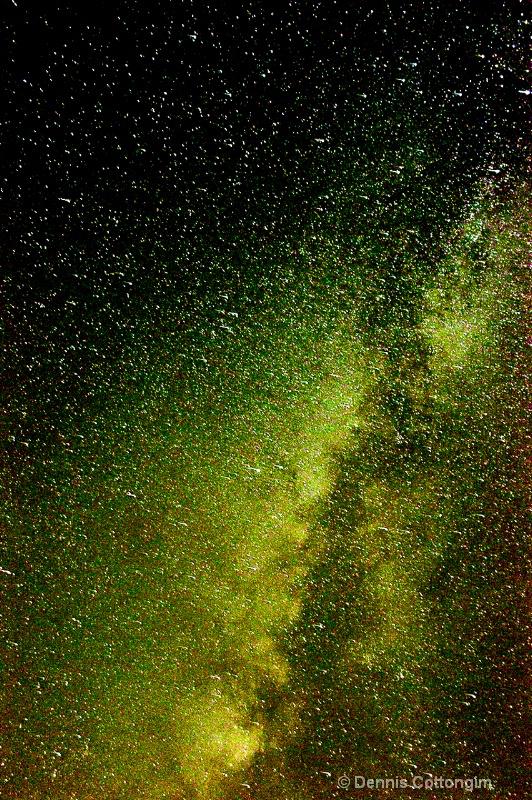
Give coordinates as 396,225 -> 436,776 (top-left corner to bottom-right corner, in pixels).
1,2 -> 531,799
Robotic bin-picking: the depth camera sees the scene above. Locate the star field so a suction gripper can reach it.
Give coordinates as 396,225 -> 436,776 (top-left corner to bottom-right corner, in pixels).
1,3 -> 531,799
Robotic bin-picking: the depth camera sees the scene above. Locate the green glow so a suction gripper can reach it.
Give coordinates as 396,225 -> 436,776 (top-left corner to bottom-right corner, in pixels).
4,182 -> 530,798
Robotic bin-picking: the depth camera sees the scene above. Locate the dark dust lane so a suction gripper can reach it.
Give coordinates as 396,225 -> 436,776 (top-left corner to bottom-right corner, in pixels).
1,4 -> 530,799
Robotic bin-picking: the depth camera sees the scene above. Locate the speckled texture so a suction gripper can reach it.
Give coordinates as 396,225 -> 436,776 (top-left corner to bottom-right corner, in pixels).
1,4 -> 531,799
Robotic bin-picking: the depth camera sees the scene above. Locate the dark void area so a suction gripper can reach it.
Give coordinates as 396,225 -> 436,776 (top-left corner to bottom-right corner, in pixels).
1,2 -> 531,798
1,0 -> 529,466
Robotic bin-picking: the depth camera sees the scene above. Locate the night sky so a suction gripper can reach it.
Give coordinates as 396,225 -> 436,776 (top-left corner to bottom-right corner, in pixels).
1,2 -> 531,799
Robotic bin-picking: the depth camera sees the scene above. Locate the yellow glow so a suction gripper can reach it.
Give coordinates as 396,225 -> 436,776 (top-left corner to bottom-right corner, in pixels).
176,687 -> 263,796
